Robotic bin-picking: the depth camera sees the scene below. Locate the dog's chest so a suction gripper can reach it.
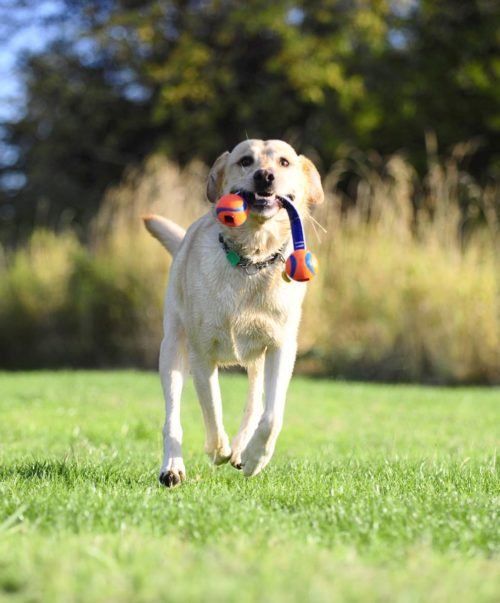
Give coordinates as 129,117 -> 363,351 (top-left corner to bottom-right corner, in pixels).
196,270 -> 303,365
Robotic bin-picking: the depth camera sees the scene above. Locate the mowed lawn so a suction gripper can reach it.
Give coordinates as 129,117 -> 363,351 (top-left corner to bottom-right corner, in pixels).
0,372 -> 498,602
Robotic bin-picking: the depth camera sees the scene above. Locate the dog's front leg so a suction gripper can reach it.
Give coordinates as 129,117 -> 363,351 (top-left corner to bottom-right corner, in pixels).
190,354 -> 232,465
240,339 -> 297,477
159,319 -> 187,488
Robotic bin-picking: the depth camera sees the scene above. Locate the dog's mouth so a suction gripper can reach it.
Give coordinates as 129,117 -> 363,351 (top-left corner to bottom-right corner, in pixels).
231,189 -> 294,217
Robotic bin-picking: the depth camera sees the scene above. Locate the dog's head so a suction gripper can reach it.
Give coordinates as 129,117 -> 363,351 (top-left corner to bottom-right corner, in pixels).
206,140 -> 324,222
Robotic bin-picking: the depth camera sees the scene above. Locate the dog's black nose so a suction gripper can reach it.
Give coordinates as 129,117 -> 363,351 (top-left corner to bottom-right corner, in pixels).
253,169 -> 275,188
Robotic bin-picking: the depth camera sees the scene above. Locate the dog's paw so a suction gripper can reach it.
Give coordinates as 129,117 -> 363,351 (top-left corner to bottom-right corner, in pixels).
159,458 -> 186,488
205,436 -> 232,466
240,449 -> 274,477
240,428 -> 276,477
230,428 -> 256,470
207,445 -> 232,466
159,470 -> 185,487
230,449 -> 243,470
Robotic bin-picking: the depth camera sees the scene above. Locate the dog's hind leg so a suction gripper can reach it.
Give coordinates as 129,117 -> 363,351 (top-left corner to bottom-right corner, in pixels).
159,314 -> 187,488
190,355 -> 232,466
230,355 -> 265,469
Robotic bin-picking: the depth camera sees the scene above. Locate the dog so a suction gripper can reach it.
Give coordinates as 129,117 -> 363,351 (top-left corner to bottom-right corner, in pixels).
143,139 -> 323,486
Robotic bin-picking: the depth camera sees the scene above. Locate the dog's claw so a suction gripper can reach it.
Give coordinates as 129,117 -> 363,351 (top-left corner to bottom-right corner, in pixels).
159,470 -> 185,488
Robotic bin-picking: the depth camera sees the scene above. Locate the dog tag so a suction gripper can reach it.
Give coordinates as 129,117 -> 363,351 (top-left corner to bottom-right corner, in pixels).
226,250 -> 241,267
282,270 -> 291,283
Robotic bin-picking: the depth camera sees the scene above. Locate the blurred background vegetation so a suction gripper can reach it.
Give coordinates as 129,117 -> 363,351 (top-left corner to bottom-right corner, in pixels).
0,0 -> 498,382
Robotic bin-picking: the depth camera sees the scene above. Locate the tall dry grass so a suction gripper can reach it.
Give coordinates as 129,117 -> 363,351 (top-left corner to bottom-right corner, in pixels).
1,147 -> 498,382
301,144 -> 499,382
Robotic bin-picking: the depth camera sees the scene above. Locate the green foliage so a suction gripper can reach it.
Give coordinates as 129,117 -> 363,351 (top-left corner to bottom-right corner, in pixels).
0,371 -> 498,600
2,48 -> 152,232
0,230 -> 79,366
1,0 -> 498,232
0,230 -> 164,368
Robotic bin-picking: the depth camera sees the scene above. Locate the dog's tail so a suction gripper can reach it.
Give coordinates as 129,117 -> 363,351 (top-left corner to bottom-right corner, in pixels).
142,214 -> 186,256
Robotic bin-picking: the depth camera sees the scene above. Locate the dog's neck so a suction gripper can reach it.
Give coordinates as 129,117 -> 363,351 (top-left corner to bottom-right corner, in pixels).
218,211 -> 291,262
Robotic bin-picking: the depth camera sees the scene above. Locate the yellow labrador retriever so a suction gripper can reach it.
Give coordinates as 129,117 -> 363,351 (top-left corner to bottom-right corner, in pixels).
144,139 -> 323,486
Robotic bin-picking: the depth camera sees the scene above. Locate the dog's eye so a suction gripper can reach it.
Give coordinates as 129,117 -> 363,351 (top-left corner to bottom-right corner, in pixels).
238,156 -> 253,167
280,158 -> 290,167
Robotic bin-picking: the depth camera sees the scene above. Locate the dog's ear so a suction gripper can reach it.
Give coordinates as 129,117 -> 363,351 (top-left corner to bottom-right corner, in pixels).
206,151 -> 229,203
299,155 -> 324,205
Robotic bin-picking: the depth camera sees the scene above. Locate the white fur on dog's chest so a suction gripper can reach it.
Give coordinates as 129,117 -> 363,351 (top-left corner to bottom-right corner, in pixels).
213,277 -> 300,364
205,271 -> 303,365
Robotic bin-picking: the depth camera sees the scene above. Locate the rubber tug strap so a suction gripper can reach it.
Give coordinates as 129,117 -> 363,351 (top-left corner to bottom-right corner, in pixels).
276,195 -> 306,251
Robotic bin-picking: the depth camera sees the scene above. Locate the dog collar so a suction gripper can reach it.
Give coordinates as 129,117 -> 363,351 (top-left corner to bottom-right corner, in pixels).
219,233 -> 287,276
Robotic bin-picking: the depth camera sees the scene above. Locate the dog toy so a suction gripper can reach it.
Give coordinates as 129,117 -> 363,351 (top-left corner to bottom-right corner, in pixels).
215,192 -> 318,282
215,193 -> 249,227
279,196 -> 318,282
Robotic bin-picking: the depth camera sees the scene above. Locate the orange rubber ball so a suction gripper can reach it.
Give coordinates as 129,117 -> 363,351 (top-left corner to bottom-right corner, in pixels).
285,249 -> 318,282
215,194 -> 249,227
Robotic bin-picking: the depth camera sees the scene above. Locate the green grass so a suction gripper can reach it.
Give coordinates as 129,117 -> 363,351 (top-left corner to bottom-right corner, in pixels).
0,371 -> 498,602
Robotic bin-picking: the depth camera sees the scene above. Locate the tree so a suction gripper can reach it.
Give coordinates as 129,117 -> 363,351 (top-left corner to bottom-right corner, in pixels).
1,0 -> 498,236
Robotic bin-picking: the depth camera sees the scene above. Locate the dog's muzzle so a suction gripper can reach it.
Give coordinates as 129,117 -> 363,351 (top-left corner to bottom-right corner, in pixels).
231,190 -> 294,215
